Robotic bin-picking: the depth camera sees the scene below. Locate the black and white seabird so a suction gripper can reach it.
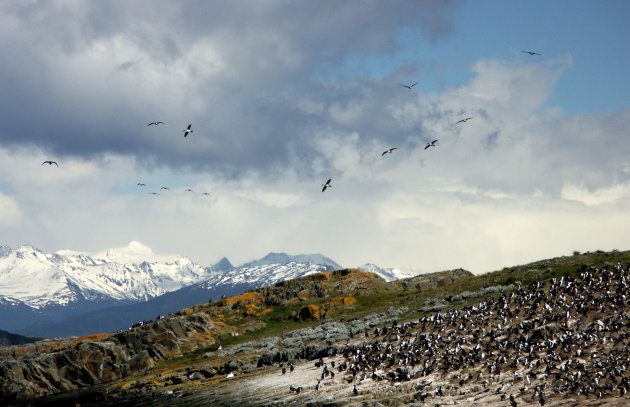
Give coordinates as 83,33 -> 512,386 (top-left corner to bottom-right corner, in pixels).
183,124 -> 193,137
424,140 -> 438,150
160,186 -> 170,190
147,121 -> 164,126
321,178 -> 332,192
382,147 -> 397,156
42,160 -> 58,167
137,183 -> 146,186
521,50 -> 541,55
456,117 -> 473,124
400,82 -> 417,90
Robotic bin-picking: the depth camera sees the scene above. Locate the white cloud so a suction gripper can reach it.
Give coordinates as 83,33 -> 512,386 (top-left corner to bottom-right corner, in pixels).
561,182 -> 630,206
0,192 -> 22,226
0,3 -> 628,275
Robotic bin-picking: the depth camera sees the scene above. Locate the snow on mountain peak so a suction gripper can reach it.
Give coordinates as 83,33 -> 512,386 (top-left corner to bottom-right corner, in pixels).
356,263 -> 420,282
239,252 -> 342,269
0,244 -> 214,309
94,241 -> 181,264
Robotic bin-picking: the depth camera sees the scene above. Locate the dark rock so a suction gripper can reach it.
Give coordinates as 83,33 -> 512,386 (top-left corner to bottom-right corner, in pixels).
199,366 -> 218,378
188,372 -> 204,380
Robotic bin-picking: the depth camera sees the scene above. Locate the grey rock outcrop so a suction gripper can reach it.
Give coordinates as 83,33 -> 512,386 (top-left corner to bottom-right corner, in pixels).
0,310 -> 219,401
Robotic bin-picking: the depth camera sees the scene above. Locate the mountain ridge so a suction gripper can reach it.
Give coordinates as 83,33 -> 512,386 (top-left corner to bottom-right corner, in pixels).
238,252 -> 342,269
0,243 -> 410,337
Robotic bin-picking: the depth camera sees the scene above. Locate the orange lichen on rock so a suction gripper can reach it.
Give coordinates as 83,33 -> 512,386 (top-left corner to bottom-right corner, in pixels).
297,289 -> 311,301
219,291 -> 262,308
298,304 -> 321,320
320,296 -> 357,315
243,303 -> 258,317
71,333 -> 110,343
329,296 -> 356,306
258,308 -> 273,316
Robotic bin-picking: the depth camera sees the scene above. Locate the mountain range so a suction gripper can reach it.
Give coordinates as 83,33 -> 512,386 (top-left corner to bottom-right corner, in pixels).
0,243 -> 412,338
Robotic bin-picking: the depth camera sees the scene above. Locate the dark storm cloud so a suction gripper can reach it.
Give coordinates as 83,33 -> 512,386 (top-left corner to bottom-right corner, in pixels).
0,1 -> 459,179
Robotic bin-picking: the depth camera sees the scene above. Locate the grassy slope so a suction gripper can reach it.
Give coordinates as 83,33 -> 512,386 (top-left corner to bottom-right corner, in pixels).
163,249 -> 630,367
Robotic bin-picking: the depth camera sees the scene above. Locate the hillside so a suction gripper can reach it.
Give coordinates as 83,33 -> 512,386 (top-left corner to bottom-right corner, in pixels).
1,250 -> 630,406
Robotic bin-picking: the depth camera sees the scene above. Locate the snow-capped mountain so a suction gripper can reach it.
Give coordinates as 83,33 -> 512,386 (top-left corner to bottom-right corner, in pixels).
196,261 -> 335,298
11,256 -> 339,337
0,244 -> 217,310
239,252 -> 341,270
356,263 -> 419,282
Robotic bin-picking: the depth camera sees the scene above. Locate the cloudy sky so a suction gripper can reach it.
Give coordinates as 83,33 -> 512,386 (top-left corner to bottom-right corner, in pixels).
1,1 -> 629,274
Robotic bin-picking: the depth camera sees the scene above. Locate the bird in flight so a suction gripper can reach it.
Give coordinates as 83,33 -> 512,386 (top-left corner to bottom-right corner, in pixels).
137,183 -> 146,186
183,124 -> 193,137
149,192 -> 159,195
185,188 -> 193,192
42,160 -> 58,167
400,82 -> 417,90
456,117 -> 473,124
521,50 -> 541,55
202,192 -> 210,196
321,178 -> 332,192
160,187 -> 170,190
147,121 -> 164,126
424,140 -> 438,150
382,147 -> 397,156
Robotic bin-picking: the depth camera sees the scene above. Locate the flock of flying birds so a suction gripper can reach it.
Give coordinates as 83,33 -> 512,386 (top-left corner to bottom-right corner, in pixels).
138,122 -> 209,195
317,51 -> 541,193
41,121 -> 209,197
40,51 -> 542,196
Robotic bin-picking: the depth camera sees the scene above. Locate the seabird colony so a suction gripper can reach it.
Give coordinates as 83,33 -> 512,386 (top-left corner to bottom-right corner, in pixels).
285,263 -> 630,405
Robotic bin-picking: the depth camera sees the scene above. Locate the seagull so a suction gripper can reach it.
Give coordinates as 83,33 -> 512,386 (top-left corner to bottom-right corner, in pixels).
521,51 -> 541,56
183,124 -> 193,137
424,140 -> 438,150
321,178 -> 332,192
456,117 -> 473,124
147,121 -> 164,126
382,147 -> 397,156
149,192 -> 159,195
42,160 -> 58,167
160,187 -> 170,190
202,192 -> 210,196
185,188 -> 193,192
137,183 -> 146,186
400,82 -> 417,90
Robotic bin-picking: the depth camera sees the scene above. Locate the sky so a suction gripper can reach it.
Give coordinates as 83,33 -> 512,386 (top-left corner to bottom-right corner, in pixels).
1,1 -> 629,274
